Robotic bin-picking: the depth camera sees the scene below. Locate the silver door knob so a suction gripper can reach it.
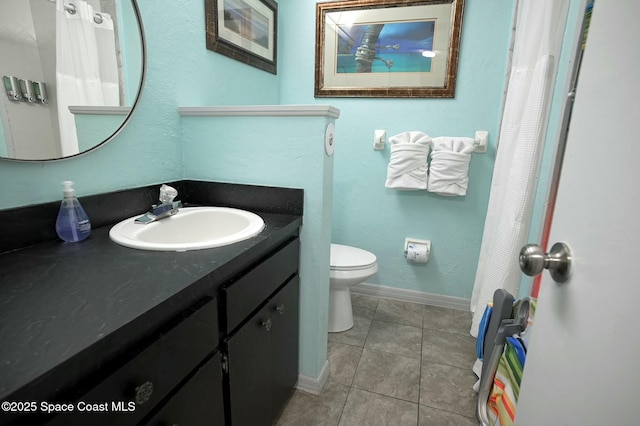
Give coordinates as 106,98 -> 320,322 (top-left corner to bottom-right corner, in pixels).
519,242 -> 572,283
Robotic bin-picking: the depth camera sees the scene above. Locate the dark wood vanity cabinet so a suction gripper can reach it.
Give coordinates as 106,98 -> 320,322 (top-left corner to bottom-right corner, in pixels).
5,235 -> 300,426
222,238 -> 300,426
225,276 -> 299,426
143,352 -> 225,426
42,238 -> 300,426
268,275 -> 300,419
0,183 -> 304,426
45,298 -> 224,426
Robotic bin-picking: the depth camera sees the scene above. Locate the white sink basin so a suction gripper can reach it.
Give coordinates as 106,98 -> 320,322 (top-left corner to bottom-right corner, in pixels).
109,207 -> 265,251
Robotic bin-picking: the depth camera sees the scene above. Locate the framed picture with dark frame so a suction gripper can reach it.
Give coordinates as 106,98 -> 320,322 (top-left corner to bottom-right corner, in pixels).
315,0 -> 465,98
205,0 -> 277,74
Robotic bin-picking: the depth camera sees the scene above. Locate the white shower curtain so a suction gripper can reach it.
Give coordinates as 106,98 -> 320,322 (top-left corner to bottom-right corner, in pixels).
470,0 -> 570,336
56,0 -> 119,156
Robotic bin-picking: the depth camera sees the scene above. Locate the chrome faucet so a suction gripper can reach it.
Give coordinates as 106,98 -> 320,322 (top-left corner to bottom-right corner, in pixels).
135,184 -> 183,224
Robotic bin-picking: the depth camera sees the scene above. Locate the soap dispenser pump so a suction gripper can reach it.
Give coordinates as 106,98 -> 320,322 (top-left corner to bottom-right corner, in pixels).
55,181 -> 91,242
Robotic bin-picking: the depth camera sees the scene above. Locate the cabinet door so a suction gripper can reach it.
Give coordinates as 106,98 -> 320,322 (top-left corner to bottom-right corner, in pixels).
45,298 -> 218,426
224,239 -> 300,334
226,303 -> 272,426
143,352 -> 224,426
269,276 -> 300,419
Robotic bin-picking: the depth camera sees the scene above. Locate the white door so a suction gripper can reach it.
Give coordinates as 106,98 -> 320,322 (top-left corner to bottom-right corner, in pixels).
515,2 -> 640,425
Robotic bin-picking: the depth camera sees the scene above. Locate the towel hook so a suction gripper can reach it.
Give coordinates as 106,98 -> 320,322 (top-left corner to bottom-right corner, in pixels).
473,131 -> 489,153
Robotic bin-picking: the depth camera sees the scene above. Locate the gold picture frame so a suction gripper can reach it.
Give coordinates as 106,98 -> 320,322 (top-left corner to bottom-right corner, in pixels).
315,0 -> 465,98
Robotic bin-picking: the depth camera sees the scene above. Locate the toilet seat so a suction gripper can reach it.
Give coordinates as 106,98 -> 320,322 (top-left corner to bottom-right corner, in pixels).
330,244 -> 377,271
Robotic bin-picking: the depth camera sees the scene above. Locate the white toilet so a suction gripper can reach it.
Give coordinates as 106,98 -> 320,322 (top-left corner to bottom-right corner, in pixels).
329,244 -> 378,332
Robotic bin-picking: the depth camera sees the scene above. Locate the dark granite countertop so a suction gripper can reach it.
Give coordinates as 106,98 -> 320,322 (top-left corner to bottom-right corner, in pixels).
0,181 -> 303,410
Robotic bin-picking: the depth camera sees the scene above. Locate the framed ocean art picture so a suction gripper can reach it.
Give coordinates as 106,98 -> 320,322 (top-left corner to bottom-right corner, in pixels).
315,0 -> 464,98
205,0 -> 277,74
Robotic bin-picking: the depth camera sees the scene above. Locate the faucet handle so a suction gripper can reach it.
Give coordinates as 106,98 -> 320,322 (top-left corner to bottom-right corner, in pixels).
159,184 -> 178,204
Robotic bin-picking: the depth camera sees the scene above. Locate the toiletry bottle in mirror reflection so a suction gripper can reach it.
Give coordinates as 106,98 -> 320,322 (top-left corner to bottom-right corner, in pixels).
56,181 -> 91,242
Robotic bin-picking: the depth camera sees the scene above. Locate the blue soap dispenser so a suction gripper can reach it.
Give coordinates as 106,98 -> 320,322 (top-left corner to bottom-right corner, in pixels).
55,181 -> 91,242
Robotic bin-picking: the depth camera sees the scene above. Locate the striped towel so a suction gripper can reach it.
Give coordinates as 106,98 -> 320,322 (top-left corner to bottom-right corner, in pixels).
487,336 -> 526,426
487,297 -> 536,425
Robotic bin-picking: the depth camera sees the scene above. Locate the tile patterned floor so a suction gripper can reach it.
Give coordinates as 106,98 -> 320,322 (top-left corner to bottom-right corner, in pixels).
276,294 -> 480,426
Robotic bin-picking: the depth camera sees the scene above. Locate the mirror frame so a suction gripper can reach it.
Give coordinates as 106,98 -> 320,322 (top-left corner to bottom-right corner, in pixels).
1,0 -> 147,163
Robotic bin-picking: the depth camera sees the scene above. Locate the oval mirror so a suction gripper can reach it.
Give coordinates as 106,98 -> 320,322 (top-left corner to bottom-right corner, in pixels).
0,0 -> 145,161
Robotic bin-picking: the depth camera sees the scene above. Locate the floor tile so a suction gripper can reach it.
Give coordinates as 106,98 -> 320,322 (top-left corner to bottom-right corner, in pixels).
328,304 -> 376,347
282,298 -> 483,426
276,380 -> 350,426
328,341 -> 363,386
422,328 -> 476,369
420,362 -> 478,418
374,298 -> 424,328
423,305 -> 473,336
351,293 -> 380,311
338,388 -> 418,426
418,405 -> 479,426
352,348 -> 420,403
364,320 -> 422,359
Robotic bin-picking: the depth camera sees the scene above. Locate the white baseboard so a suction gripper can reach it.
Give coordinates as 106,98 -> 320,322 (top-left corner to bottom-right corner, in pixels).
295,360 -> 329,395
351,282 -> 470,311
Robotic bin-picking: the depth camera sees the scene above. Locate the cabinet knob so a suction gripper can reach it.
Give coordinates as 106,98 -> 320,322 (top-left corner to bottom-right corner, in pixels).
134,381 -> 154,405
276,304 -> 285,315
262,319 -> 272,331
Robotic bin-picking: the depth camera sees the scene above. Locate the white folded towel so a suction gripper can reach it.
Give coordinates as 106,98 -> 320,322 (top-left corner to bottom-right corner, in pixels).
385,131 -> 431,190
428,136 -> 475,196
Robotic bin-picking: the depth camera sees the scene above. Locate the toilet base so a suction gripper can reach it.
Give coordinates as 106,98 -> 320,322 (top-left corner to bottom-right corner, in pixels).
328,287 -> 354,332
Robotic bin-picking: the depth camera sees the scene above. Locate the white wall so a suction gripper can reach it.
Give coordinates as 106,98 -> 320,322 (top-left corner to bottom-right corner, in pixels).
0,0 -> 58,159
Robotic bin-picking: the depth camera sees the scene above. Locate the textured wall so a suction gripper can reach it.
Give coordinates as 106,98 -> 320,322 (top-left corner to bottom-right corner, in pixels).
182,113 -> 335,378
0,0 -> 281,209
279,0 -> 515,299
0,0 -> 524,382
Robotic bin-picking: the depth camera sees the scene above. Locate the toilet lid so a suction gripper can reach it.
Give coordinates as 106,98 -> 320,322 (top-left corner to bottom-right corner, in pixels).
330,244 -> 377,271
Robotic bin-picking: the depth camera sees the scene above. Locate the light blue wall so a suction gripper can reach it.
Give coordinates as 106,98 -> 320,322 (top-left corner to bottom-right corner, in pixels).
0,0 -> 526,382
182,113 -> 334,378
279,0 -> 515,299
75,112 -> 129,153
118,0 -> 143,105
0,0 -> 280,209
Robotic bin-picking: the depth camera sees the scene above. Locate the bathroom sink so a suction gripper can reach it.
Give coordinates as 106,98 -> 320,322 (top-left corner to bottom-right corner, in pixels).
109,207 -> 265,251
